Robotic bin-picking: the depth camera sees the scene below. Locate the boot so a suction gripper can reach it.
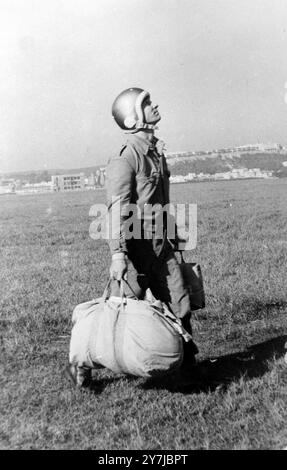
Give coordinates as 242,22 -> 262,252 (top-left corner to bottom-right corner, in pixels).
64,363 -> 92,388
181,314 -> 199,370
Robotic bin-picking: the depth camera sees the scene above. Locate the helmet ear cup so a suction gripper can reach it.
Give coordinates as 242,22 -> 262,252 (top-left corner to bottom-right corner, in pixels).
124,116 -> 137,129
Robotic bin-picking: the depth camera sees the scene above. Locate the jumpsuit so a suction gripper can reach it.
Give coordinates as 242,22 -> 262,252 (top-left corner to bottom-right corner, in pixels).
106,133 -> 192,330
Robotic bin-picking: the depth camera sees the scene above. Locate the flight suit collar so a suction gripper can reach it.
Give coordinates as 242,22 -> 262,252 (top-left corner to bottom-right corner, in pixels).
127,133 -> 159,155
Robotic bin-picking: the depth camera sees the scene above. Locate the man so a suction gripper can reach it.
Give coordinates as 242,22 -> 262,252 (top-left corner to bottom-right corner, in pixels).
106,87 -> 198,366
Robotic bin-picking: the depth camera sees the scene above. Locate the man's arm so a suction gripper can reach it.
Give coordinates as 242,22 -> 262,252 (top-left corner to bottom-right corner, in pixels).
106,150 -> 136,279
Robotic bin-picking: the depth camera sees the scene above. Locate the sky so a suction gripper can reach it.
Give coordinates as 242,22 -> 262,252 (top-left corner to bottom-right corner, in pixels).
1,0 -> 287,173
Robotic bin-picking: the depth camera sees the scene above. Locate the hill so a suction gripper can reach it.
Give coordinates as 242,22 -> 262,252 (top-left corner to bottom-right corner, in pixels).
2,145 -> 287,184
2,165 -> 104,184
167,151 -> 287,180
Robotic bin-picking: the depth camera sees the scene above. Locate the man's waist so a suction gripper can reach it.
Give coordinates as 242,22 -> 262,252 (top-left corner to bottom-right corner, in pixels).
122,213 -> 168,232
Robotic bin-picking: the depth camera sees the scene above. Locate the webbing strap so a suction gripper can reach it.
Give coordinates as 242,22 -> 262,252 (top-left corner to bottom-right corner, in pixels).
150,304 -> 193,342
102,278 -> 141,303
113,300 -> 128,373
102,278 -> 139,373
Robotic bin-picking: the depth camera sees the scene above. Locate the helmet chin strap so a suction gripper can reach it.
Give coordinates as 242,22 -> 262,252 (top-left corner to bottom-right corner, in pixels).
125,122 -> 158,134
137,122 -> 158,130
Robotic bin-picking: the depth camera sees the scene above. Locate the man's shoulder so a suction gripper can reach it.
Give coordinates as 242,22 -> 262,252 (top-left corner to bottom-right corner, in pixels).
109,140 -> 136,158
119,141 -> 136,158
107,142 -> 137,172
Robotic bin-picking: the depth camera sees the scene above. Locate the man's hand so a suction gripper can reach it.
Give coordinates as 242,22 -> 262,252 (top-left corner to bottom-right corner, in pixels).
109,253 -> 128,281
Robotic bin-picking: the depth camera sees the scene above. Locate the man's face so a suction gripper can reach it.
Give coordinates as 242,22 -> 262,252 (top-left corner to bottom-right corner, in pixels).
142,96 -> 161,125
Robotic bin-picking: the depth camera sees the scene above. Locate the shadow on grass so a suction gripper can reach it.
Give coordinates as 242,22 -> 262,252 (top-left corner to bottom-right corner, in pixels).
238,299 -> 287,319
140,334 -> 287,394
74,335 -> 287,395
87,370 -> 138,395
88,376 -> 125,394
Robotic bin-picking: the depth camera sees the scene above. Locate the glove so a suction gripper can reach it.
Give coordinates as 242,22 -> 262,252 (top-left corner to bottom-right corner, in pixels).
109,253 -> 128,281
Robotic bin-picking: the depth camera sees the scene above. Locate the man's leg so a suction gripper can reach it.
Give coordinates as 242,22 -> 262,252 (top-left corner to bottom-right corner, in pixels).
149,246 -> 191,322
148,246 -> 199,365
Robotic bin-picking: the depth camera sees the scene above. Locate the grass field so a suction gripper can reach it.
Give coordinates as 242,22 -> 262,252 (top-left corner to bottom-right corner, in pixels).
0,178 -> 287,450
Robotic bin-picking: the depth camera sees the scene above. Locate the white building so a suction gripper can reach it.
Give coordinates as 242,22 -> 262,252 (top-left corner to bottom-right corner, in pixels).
0,178 -> 16,194
51,173 -> 85,191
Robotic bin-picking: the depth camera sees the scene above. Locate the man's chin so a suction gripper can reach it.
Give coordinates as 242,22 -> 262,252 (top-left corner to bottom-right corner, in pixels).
145,115 -> 161,126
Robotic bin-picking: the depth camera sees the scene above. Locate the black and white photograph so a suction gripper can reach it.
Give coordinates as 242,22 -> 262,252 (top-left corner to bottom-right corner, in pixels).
0,0 -> 287,452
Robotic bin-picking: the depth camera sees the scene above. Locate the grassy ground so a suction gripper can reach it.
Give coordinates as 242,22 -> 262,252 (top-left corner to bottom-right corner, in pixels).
0,179 -> 287,450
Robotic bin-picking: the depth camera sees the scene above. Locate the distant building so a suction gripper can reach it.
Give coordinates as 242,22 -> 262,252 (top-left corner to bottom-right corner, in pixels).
234,143 -> 282,153
166,142 -> 283,161
51,173 -> 85,191
18,181 -> 53,194
99,168 -> 106,187
0,178 -> 16,194
95,169 -> 101,187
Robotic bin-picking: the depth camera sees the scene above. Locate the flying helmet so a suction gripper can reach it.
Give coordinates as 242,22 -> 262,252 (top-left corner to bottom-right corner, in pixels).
112,87 -> 155,132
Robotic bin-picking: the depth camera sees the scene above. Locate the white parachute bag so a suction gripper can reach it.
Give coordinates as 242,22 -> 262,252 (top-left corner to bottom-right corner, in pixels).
69,280 -> 192,378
